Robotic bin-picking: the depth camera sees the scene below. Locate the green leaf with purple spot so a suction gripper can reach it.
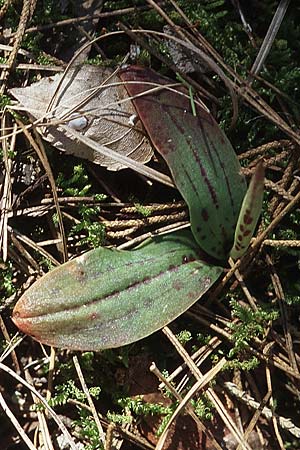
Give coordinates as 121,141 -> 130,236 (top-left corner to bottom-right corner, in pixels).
230,161 -> 265,260
12,230 -> 222,351
119,66 -> 247,260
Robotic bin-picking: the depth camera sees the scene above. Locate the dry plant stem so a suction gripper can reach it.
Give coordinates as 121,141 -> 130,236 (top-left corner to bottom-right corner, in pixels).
236,388 -> 271,450
68,400 -> 154,450
159,335 -> 221,389
103,211 -> 188,230
0,335 -> 24,364
76,24 -> 106,58
264,178 -> 293,203
0,62 -> 63,71
21,3 -> 164,35
238,140 -> 293,160
273,152 -> 299,217
264,358 -> 285,449
0,0 -> 35,90
224,382 -> 300,438
0,0 -> 13,20
73,356 -> 106,446
155,357 -> 227,450
63,126 -> 174,187
10,232 -> 41,272
249,0 -> 291,79
265,254 -> 299,379
116,221 -> 189,250
145,1 -> 238,123
188,306 -> 300,380
268,150 -> 298,218
252,181 -> 300,249
0,315 -> 20,372
162,327 -> 252,450
229,258 -> 257,310
16,120 -> 68,262
155,2 -> 300,145
8,226 -> 60,266
46,346 -> 56,405
0,391 -> 37,450
118,22 -> 218,104
150,362 -> 224,450
25,365 -> 55,450
0,362 -> 78,449
0,118 -> 16,261
105,423 -> 116,450
86,164 -> 121,203
263,239 -> 300,247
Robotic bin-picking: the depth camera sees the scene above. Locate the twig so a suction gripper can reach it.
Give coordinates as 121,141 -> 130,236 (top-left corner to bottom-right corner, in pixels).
249,0 -> 291,79
150,361 -> 224,450
155,358 -> 227,450
0,391 -> 37,450
0,362 -> 78,450
224,382 -> 300,438
73,356 -> 106,446
162,326 -> 252,450
0,0 -> 36,90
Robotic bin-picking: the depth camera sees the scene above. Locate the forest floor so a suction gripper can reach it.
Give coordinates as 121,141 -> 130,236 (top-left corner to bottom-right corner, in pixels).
0,1 -> 300,449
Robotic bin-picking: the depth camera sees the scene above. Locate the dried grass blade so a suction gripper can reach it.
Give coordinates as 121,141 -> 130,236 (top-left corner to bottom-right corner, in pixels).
16,120 -> 68,262
62,125 -> 174,187
249,0 -> 291,79
0,391 -> 37,450
162,327 -> 252,450
0,362 -> 78,450
151,361 -> 224,450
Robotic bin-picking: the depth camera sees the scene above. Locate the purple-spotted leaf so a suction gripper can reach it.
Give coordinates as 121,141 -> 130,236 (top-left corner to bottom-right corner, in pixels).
119,66 -> 247,260
12,231 -> 222,351
230,161 -> 265,260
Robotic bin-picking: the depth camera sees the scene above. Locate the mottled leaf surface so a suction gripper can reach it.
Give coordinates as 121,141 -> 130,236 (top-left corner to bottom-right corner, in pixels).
230,161 -> 265,260
120,66 -> 247,260
12,231 -> 222,351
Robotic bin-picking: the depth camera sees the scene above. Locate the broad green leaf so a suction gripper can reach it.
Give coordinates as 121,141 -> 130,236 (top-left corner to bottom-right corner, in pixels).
12,231 -> 222,351
230,161 -> 265,260
119,66 -> 247,261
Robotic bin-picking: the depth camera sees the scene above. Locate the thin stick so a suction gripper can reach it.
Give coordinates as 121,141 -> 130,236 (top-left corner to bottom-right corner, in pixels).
63,126 -> 174,187
0,391 -> 37,450
73,356 -> 106,446
155,357 -> 227,450
249,0 -> 291,79
162,327 -> 251,450
224,382 -> 300,438
150,362 -> 223,450
0,362 -> 78,450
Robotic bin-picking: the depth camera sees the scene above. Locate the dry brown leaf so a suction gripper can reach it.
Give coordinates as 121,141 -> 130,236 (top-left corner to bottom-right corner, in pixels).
10,65 -> 153,170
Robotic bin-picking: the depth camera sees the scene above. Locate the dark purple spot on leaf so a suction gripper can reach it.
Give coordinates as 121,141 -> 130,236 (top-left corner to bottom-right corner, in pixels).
201,208 -> 209,221
172,280 -> 184,291
243,214 -> 253,225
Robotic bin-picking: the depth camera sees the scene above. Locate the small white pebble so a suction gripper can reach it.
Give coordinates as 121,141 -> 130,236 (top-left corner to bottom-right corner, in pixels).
128,114 -> 137,126
67,114 -> 88,131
